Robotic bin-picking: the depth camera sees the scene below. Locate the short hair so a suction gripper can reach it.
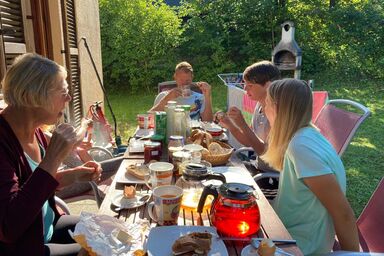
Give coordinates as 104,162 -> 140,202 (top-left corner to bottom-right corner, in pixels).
243,61 -> 280,86
1,53 -> 67,109
175,61 -> 193,73
261,79 -> 313,170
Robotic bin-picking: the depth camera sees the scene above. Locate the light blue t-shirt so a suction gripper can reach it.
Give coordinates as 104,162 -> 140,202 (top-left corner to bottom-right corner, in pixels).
273,127 -> 346,255
25,147 -> 55,243
154,91 -> 205,120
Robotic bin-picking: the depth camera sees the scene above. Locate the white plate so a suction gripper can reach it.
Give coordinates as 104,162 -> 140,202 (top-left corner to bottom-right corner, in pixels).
211,166 -> 255,186
146,226 -> 228,256
115,162 -> 149,184
111,192 -> 151,209
241,244 -> 289,256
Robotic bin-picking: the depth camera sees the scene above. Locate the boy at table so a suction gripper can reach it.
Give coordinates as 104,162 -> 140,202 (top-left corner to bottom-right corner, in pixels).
149,61 -> 213,122
218,61 -> 280,172
262,78 -> 359,254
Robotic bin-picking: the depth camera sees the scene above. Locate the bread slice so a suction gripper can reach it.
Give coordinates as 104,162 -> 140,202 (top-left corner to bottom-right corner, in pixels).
126,164 -> 149,180
172,232 -> 212,256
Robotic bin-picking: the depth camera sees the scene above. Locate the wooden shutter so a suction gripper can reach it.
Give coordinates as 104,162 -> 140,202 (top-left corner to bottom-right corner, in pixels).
61,0 -> 82,126
0,0 -> 27,80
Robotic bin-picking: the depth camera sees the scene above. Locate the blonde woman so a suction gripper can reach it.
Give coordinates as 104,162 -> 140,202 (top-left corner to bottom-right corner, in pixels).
262,79 -> 359,255
0,53 -> 101,255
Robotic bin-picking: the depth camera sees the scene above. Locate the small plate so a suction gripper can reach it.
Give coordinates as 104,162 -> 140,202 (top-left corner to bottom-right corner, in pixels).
146,226 -> 228,256
111,192 -> 151,209
241,244 -> 288,256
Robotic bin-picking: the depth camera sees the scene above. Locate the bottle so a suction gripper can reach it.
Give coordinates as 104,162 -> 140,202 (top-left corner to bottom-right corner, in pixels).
165,101 -> 177,143
181,105 -> 192,137
173,108 -> 186,139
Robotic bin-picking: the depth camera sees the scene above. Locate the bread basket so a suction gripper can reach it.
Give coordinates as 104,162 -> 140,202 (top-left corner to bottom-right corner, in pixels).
202,141 -> 234,166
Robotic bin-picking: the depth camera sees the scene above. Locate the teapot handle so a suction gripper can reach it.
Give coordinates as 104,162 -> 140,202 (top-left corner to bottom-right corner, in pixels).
197,184 -> 218,213
205,172 -> 226,184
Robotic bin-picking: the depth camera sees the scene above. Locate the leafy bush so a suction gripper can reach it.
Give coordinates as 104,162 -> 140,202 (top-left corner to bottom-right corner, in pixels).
99,0 -> 182,92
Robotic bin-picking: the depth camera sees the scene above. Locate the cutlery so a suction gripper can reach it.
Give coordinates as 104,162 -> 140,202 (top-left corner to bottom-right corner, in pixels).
217,237 -> 296,245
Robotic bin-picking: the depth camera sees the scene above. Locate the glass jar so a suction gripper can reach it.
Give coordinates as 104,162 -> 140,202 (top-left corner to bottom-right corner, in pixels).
168,135 -> 184,162
173,108 -> 186,139
144,141 -> 161,163
172,150 -> 191,177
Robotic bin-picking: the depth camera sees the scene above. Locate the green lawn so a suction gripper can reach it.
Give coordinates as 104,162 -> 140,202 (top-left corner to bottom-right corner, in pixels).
105,76 -> 384,216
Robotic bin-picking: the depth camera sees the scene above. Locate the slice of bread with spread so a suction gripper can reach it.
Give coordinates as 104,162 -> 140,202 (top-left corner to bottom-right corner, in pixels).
126,164 -> 149,180
172,232 -> 212,256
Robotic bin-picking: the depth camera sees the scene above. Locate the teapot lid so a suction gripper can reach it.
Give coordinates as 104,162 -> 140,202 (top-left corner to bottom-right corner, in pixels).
183,163 -> 208,178
219,183 -> 255,200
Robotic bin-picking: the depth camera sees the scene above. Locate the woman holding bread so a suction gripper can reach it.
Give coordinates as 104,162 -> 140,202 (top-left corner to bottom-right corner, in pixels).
0,53 -> 101,255
262,78 -> 359,255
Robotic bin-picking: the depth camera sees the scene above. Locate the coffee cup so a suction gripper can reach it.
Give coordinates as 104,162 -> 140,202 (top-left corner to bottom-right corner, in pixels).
146,162 -> 174,189
147,185 -> 183,225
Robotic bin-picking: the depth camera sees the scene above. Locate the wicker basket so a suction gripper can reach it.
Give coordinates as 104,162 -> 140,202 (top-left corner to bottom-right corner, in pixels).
202,141 -> 234,166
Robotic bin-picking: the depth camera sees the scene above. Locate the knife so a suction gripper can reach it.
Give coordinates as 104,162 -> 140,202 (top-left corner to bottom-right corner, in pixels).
217,237 -> 296,245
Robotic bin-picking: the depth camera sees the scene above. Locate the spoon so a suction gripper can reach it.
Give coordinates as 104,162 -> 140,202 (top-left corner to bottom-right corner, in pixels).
115,194 -> 151,211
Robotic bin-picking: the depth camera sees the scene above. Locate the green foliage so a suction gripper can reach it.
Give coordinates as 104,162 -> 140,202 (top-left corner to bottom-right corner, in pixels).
99,0 -> 182,92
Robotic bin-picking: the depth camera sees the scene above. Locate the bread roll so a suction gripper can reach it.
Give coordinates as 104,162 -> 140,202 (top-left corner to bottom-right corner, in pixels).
257,239 -> 276,256
208,142 -> 223,155
123,185 -> 136,199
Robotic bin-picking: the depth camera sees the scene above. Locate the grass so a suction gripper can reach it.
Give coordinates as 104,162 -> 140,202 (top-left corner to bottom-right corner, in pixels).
105,77 -> 384,216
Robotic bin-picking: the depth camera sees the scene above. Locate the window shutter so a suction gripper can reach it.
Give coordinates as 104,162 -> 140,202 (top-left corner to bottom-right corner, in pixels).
0,0 -> 26,80
61,0 -> 82,127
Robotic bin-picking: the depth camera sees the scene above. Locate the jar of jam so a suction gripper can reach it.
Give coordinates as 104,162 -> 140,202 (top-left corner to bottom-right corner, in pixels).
144,141 -> 161,163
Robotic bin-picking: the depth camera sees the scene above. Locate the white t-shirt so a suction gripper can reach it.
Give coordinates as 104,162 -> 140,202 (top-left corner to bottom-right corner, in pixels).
251,102 -> 273,171
154,91 -> 205,120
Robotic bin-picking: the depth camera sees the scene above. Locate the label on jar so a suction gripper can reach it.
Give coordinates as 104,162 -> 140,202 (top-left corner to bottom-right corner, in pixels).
151,150 -> 159,156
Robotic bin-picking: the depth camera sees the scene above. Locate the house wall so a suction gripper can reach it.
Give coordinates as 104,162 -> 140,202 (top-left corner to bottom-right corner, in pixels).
75,0 -> 104,114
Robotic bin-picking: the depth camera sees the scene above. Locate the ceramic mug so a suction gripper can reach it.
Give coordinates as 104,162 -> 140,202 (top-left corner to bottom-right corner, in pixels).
148,185 -> 183,225
146,162 -> 174,189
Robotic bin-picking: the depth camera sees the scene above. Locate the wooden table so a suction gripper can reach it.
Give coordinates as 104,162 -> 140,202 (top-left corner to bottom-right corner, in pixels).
100,148 -> 303,255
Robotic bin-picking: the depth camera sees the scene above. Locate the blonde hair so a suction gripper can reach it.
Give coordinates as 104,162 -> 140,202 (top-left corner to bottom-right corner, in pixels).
1,53 -> 67,109
261,79 -> 313,170
175,61 -> 193,73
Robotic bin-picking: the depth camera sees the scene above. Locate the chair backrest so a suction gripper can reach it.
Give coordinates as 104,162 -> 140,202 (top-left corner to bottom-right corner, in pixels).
312,91 -> 329,122
357,178 -> 384,252
158,81 -> 202,94
314,99 -> 370,156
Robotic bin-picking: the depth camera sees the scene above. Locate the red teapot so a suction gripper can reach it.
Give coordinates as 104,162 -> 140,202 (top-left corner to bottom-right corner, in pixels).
197,183 -> 260,237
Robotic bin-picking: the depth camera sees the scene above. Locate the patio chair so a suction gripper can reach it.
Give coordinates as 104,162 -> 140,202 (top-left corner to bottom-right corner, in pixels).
312,91 -> 329,122
332,178 -> 384,253
356,177 -> 384,252
314,99 -> 371,156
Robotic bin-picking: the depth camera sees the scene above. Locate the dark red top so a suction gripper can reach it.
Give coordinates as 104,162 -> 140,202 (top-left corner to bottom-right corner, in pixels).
0,114 -> 60,255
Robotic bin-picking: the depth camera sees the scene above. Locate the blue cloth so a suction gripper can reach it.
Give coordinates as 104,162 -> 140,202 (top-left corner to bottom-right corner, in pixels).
273,127 -> 346,255
24,147 -> 55,243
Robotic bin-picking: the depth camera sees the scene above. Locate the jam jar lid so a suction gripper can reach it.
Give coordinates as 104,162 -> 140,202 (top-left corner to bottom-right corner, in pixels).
144,141 -> 161,148
219,183 -> 255,201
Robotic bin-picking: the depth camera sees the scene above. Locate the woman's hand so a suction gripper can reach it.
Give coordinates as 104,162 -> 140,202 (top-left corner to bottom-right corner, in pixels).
56,161 -> 102,189
40,123 -> 79,177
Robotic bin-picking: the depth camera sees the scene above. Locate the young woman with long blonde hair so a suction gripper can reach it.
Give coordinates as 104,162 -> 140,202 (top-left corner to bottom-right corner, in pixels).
262,79 -> 359,255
